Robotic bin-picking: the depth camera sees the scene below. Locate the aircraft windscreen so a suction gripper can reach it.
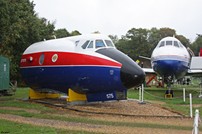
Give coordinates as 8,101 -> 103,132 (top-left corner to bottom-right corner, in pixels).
96,40 -> 106,48
174,41 -> 179,47
105,40 -> 114,47
166,41 -> 172,46
87,41 -> 94,48
82,40 -> 90,49
158,41 -> 165,47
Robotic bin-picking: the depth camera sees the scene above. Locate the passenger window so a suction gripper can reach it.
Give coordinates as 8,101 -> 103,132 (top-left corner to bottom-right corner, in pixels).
105,40 -> 114,47
159,41 -> 165,47
81,40 -> 90,49
174,41 -> 179,47
87,41 -> 94,48
39,53 -> 45,65
96,40 -> 105,48
166,41 -> 172,46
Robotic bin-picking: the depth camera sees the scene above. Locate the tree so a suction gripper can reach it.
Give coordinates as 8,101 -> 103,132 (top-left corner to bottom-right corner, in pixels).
54,28 -> 70,38
175,35 -> 190,47
0,0 -> 55,81
159,28 -> 176,38
190,36 -> 202,55
116,37 -> 129,54
147,28 -> 161,53
108,35 -> 119,44
70,30 -> 81,36
116,28 -> 150,60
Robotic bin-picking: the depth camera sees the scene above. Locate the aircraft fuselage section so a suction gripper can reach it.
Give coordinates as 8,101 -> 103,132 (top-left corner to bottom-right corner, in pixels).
151,37 -> 190,81
20,34 -> 145,100
20,51 -> 124,93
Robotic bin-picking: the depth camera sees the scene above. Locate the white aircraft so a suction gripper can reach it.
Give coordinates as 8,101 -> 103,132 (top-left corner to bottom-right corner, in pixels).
20,34 -> 145,102
142,37 -> 202,94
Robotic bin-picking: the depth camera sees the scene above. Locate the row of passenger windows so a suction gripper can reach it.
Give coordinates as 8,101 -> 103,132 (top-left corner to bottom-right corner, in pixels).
81,40 -> 114,49
158,40 -> 183,48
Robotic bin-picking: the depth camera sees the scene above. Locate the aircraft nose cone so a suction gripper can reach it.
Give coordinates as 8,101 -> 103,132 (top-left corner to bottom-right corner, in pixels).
120,62 -> 145,88
96,48 -> 145,89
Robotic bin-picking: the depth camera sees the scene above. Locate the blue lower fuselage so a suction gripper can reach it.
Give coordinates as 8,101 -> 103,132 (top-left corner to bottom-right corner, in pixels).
21,66 -> 125,94
152,59 -> 189,79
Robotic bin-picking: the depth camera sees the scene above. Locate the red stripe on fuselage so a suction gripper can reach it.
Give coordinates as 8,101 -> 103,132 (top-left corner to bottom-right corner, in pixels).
20,52 -> 122,68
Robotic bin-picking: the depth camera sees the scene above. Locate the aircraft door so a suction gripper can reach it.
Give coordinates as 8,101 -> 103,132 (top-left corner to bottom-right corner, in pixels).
0,63 -> 2,88
0,62 -> 9,89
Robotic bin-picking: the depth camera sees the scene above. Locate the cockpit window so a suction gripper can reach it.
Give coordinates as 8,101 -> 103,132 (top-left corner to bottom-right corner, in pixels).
174,41 -> 179,47
105,40 -> 114,47
87,41 -> 94,48
159,41 -> 165,47
166,41 -> 172,46
81,40 -> 90,49
96,40 -> 105,48
179,42 -> 183,47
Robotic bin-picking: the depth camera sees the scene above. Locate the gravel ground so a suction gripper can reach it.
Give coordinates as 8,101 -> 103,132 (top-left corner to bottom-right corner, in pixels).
66,100 -> 183,117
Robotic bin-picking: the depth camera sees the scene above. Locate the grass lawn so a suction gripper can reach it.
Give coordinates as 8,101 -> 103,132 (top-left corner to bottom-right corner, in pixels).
0,119 -> 94,134
127,85 -> 202,117
0,87 -> 202,133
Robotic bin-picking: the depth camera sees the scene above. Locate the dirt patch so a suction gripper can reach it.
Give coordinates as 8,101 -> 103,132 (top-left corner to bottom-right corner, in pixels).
65,100 -> 183,117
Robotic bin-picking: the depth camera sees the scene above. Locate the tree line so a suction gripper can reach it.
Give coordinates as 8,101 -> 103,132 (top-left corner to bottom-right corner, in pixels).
0,0 -> 201,84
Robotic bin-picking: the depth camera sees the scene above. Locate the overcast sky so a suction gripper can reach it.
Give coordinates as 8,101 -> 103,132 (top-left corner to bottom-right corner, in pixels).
32,0 -> 202,42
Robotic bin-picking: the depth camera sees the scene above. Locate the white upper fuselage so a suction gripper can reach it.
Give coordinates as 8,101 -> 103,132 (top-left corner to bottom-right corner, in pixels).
22,34 -> 120,66
24,34 -> 116,54
151,37 -> 190,79
151,37 -> 190,63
